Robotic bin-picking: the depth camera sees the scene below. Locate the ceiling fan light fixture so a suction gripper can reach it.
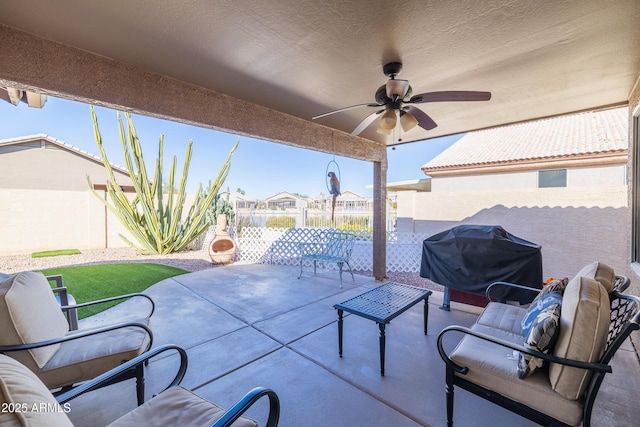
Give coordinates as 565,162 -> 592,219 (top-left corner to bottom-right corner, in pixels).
386,79 -> 409,99
400,112 -> 419,132
376,121 -> 393,135
378,109 -> 397,130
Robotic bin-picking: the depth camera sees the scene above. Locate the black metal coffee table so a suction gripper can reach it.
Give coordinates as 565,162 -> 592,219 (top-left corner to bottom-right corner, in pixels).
333,282 -> 432,376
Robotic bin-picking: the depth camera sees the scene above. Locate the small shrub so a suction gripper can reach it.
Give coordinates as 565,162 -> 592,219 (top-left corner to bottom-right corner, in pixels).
266,216 -> 296,229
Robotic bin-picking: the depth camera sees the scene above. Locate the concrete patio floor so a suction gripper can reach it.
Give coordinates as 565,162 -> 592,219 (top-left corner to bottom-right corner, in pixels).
66,264 -> 640,426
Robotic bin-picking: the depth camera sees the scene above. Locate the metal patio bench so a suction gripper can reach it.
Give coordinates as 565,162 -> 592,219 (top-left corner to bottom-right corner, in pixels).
298,229 -> 356,288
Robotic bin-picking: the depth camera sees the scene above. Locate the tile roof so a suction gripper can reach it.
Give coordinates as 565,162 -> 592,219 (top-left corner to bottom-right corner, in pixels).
0,133 -> 130,175
422,107 -> 628,171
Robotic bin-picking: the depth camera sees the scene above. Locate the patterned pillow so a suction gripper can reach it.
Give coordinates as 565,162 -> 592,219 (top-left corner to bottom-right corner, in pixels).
517,298 -> 562,378
528,277 -> 569,309
521,290 -> 563,336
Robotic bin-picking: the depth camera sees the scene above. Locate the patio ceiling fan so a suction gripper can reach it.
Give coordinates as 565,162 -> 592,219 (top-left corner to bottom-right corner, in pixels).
312,62 -> 491,139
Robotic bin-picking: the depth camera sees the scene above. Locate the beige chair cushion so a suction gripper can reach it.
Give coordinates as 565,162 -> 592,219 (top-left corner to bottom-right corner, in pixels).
450,323 -> 584,426
38,321 -> 151,389
0,354 -> 74,427
0,272 -> 70,370
549,276 -> 610,400
574,262 -> 615,292
108,385 -> 258,427
475,301 -> 526,334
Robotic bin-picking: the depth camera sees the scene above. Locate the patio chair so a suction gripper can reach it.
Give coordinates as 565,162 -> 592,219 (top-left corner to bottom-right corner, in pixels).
437,263 -> 640,427
0,344 -> 280,426
0,270 -> 154,406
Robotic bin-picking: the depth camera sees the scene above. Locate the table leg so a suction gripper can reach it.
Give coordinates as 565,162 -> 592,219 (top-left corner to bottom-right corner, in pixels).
378,323 -> 386,376
440,287 -> 451,311
423,298 -> 429,335
337,309 -> 343,357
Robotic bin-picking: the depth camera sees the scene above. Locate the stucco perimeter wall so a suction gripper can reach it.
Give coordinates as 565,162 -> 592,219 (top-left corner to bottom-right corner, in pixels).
396,185 -> 628,279
0,188 -> 133,255
0,190 -> 202,255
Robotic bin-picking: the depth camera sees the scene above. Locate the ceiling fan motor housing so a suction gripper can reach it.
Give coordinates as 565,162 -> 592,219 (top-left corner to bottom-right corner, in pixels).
383,62 -> 403,78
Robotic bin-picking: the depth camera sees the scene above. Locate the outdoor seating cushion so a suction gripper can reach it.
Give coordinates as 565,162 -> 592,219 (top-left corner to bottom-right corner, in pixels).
37,319 -> 151,389
107,385 -> 258,427
0,354 -> 74,427
575,261 -> 615,292
0,271 -> 70,370
475,302 -> 526,335
450,323 -> 584,426
549,275 -> 610,400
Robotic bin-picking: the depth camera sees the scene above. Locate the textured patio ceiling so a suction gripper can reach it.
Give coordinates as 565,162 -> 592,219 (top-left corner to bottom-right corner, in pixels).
0,0 -> 638,149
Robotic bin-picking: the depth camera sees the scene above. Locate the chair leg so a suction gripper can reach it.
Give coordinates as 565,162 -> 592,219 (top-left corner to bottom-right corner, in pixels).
337,262 -> 344,288
135,364 -> 145,406
345,261 -> 355,281
298,258 -> 303,279
445,366 -> 455,427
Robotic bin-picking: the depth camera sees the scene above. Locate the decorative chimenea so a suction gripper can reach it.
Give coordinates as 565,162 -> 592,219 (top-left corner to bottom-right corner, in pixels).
207,214 -> 236,264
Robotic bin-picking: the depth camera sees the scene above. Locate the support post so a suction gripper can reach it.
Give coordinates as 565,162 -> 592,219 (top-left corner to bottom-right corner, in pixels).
373,157 -> 388,281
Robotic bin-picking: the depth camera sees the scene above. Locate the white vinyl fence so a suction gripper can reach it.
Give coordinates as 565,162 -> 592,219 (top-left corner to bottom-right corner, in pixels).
197,226 -> 429,272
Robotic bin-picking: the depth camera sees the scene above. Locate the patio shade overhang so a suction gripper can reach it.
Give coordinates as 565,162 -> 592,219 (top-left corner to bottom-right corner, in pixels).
0,0 -> 638,148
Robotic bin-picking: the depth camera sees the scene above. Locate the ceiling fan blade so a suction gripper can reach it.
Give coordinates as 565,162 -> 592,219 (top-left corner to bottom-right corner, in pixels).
351,109 -> 385,136
409,91 -> 491,104
313,103 -> 381,120
406,106 -> 437,130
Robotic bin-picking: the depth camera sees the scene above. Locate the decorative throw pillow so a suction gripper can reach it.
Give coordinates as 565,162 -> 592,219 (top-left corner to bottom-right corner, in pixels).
517,299 -> 562,378
521,290 -> 563,336
528,277 -> 569,309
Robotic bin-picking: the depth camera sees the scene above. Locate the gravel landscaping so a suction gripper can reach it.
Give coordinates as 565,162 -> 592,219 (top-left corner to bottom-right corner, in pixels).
0,247 -> 444,292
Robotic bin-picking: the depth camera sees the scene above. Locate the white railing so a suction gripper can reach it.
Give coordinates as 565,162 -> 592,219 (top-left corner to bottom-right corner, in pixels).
197,226 -> 430,272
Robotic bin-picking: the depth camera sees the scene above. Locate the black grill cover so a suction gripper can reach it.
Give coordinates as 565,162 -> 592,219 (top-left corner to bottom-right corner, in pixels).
420,225 -> 542,303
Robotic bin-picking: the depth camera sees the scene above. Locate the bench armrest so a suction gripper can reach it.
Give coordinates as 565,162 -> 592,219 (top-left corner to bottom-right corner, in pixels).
0,321 -> 153,353
437,325 -> 612,375
211,387 -> 280,427
62,293 -> 155,319
485,281 -> 541,301
55,344 -> 187,404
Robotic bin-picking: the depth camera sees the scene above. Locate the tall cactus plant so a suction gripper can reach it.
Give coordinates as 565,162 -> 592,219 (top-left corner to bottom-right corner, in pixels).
87,106 -> 239,254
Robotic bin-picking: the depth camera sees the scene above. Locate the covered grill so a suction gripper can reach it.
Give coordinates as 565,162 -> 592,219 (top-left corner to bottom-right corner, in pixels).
420,225 -> 542,309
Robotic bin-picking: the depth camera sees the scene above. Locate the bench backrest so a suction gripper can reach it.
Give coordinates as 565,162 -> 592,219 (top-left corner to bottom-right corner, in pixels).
319,230 -> 356,260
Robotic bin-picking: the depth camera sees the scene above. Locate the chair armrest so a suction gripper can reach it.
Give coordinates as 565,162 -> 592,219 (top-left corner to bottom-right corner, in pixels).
485,281 -> 541,301
62,293 -> 155,319
211,387 -> 280,427
0,321 -> 153,353
614,275 -> 630,293
51,286 -> 71,306
46,275 -> 64,288
437,325 -> 612,375
55,344 -> 187,404
51,286 -> 79,330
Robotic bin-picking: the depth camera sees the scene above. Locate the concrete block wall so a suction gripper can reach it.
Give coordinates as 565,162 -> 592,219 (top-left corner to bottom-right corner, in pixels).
396,185 -> 628,279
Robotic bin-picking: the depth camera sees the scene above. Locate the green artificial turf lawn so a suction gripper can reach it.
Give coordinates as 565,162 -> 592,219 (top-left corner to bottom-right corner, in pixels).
39,263 -> 188,319
32,249 -> 81,258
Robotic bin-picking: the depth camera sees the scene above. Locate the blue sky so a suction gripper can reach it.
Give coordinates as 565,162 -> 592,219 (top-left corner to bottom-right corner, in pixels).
0,96 -> 462,199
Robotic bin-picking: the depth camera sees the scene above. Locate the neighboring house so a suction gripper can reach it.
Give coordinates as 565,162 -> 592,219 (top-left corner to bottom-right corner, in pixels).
218,191 -> 257,213
0,134 -> 135,255
329,190 -> 373,213
265,191 -> 307,210
307,190 -> 374,213
395,106 -> 629,277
